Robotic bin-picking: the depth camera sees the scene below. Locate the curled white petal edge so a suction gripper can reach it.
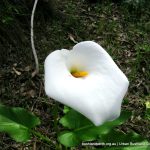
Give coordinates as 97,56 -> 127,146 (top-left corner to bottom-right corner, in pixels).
44,41 -> 129,126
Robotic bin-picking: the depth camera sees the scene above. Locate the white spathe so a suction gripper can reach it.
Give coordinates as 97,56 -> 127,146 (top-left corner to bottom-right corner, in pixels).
44,41 -> 129,126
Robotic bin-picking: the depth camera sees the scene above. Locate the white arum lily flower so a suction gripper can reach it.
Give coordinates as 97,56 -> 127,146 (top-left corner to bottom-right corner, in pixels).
45,41 -> 129,126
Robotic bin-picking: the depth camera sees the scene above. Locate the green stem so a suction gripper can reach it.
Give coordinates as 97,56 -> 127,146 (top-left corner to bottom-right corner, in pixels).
31,130 -> 55,148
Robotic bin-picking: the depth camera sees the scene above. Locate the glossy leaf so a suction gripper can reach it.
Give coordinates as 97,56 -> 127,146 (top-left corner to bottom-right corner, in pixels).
58,131 -> 80,147
58,108 -> 132,147
99,130 -> 150,150
59,109 -> 93,129
100,130 -> 146,143
0,105 -> 41,142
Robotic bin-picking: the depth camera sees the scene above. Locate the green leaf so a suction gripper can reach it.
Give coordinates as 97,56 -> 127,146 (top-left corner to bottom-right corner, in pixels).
100,129 -> 149,144
88,130 -> 150,150
58,131 -> 80,147
96,110 -> 132,135
0,104 -> 41,142
58,108 -> 132,147
123,98 -> 129,105
75,110 -> 131,141
59,109 -> 93,129
63,106 -> 70,114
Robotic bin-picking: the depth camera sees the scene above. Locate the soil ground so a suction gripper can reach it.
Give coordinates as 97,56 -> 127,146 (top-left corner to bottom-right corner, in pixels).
0,0 -> 150,149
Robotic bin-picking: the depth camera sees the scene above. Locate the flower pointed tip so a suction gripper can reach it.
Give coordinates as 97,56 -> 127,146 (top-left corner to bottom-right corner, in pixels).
93,120 -> 104,127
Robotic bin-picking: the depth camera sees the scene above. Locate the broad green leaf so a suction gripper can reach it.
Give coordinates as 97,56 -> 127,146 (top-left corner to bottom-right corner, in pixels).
58,131 -> 80,147
100,130 -> 149,149
0,105 -> 41,142
75,110 -> 131,141
95,110 -> 132,135
58,108 -> 132,147
59,109 -> 93,129
100,130 -> 146,143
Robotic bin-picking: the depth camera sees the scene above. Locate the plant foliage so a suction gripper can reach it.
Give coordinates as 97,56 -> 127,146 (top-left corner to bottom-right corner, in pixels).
0,104 -> 41,142
58,107 -> 150,149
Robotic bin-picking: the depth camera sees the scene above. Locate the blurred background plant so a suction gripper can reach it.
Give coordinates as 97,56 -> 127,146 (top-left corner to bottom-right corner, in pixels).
0,0 -> 30,65
0,0 -> 56,65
